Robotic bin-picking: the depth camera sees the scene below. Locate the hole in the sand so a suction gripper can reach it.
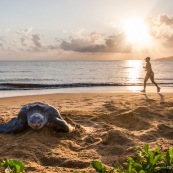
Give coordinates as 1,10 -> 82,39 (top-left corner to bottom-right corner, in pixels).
62,160 -> 90,168
25,166 -> 37,172
40,157 -> 66,166
40,156 -> 90,168
99,145 -> 126,155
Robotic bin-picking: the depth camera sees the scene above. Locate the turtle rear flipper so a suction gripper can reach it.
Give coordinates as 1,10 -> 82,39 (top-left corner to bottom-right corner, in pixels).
0,118 -> 27,133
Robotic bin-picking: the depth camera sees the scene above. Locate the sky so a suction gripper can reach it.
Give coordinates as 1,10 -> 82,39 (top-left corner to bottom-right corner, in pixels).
0,0 -> 173,60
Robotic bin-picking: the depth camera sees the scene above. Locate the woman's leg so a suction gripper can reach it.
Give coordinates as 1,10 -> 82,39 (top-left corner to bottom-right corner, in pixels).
141,73 -> 150,92
150,73 -> 160,92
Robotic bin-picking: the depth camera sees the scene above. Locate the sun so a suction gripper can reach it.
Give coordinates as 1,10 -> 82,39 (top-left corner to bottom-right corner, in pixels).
122,18 -> 152,48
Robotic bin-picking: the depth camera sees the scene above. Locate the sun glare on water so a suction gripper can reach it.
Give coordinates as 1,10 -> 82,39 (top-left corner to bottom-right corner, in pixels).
126,60 -> 143,92
122,18 -> 152,48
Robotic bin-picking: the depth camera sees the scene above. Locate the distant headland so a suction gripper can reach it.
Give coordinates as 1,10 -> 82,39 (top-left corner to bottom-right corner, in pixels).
156,56 -> 173,60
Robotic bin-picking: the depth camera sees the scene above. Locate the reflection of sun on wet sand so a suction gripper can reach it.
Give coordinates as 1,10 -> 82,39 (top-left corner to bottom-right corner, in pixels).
0,93 -> 173,172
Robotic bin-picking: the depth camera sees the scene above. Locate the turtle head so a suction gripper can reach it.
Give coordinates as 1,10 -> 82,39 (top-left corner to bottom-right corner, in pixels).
28,113 -> 46,130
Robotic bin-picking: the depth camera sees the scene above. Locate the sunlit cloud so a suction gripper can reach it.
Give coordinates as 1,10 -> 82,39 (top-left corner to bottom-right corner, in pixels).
59,32 -> 132,53
159,14 -> 173,25
5,28 -> 58,53
148,14 -> 173,49
16,28 -> 44,52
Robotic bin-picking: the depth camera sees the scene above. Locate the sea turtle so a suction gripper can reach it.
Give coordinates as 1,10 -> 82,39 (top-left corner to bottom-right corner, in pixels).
0,102 -> 74,133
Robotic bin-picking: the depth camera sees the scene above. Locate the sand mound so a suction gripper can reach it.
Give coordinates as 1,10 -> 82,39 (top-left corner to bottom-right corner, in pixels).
93,111 -> 151,131
113,112 -> 150,131
102,129 -> 133,145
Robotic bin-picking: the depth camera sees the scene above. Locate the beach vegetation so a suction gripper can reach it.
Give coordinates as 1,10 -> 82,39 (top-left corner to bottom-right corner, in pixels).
74,144 -> 173,173
0,159 -> 25,173
0,145 -> 172,173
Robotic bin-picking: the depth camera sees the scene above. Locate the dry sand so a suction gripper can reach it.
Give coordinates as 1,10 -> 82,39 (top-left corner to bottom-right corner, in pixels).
0,93 -> 173,172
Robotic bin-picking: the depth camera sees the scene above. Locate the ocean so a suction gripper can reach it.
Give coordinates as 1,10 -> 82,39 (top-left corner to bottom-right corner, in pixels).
0,60 -> 173,96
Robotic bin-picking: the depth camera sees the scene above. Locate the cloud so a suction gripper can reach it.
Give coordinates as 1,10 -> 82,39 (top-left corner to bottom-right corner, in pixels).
0,36 -> 5,50
16,27 -> 32,46
0,28 -> 59,58
32,34 -> 43,48
159,14 -> 173,25
148,14 -> 173,48
46,45 -> 58,50
16,28 -> 43,51
15,28 -> 58,52
60,39 -> 105,52
59,32 -> 131,53
0,43 -> 3,49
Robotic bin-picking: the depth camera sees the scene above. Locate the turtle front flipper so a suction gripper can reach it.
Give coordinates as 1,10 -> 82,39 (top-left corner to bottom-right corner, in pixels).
0,118 -> 27,133
49,118 -> 74,133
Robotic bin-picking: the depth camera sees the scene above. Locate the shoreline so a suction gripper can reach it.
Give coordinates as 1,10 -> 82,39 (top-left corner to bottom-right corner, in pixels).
0,92 -> 172,172
0,85 -> 172,98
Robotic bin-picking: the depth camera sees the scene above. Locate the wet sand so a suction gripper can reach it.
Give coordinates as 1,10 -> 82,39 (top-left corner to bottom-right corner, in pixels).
0,93 -> 173,172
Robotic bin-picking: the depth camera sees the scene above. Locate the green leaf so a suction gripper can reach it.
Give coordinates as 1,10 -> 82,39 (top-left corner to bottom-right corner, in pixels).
0,159 -> 25,173
154,146 -> 161,154
127,158 -> 133,172
101,167 -> 106,173
133,162 -> 143,171
148,151 -> 154,165
91,161 -> 106,173
134,146 -> 142,152
166,148 -> 173,166
143,144 -> 149,153
128,163 -> 132,173
15,164 -> 21,172
13,159 -> 24,166
153,154 -> 161,165
139,171 -> 145,173
91,161 -> 102,171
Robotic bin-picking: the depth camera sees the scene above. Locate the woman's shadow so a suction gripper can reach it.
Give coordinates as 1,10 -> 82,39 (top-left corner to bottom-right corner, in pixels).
158,93 -> 165,103
142,93 -> 165,103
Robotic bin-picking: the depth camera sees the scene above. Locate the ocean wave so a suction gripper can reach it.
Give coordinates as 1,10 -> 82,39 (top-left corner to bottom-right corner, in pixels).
0,82 -> 172,90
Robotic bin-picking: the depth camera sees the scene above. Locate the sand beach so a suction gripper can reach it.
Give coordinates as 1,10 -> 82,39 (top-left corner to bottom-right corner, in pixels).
1,0 -> 173,172
0,92 -> 172,172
